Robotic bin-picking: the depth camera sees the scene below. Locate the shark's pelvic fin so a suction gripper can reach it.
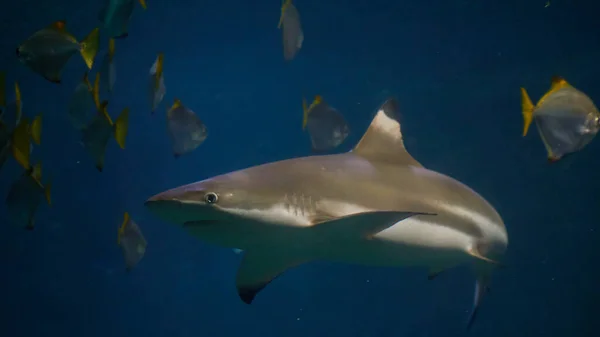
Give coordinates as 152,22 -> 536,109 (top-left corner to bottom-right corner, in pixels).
352,98 -> 423,167
236,249 -> 307,304
467,245 -> 504,266
427,266 -> 448,280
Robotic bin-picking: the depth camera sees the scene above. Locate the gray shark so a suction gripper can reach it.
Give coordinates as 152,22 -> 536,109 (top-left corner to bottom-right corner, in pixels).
145,98 -> 508,329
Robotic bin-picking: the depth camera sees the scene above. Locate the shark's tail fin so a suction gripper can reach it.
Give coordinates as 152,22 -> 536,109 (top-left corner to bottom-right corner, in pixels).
466,274 -> 491,330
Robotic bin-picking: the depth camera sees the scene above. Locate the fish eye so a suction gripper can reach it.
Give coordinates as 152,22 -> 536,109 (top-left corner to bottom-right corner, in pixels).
15,48 -> 20,56
204,192 -> 219,204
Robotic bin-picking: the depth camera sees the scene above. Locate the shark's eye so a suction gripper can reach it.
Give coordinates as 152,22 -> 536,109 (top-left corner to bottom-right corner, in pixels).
204,192 -> 219,204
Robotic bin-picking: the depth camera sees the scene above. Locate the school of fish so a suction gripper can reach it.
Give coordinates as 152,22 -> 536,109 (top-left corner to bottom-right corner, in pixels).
1,0 -> 599,331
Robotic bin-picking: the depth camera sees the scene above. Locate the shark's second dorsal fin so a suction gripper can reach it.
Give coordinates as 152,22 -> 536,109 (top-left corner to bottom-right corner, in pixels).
352,98 -> 423,167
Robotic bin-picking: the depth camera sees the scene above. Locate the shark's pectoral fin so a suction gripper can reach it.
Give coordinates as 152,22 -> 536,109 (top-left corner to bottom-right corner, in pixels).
352,98 -> 423,167
236,249 -> 308,304
313,210 -> 436,239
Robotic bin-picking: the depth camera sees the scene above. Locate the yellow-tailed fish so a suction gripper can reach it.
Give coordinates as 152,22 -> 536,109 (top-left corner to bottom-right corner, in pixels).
10,115 -> 42,171
98,0 -> 147,39
81,100 -> 129,171
99,39 -> 116,93
0,80 -> 39,171
17,21 -> 99,84
278,0 -> 304,61
302,95 -> 350,153
68,72 -> 96,129
521,76 -> 600,162
2,81 -> 23,127
6,162 -> 51,230
117,212 -> 147,271
166,98 -> 208,158
148,53 -> 165,114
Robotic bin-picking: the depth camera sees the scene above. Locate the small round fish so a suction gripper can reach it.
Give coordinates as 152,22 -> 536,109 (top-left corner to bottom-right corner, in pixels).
16,21 -> 100,84
166,99 -> 208,158
521,76 -> 600,162
278,0 -> 304,61
302,96 -> 350,152
117,212 -> 147,271
149,53 -> 165,114
68,72 -> 96,130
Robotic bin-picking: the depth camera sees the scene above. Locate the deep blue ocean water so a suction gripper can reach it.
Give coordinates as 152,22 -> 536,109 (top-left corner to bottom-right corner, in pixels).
1,1 -> 599,336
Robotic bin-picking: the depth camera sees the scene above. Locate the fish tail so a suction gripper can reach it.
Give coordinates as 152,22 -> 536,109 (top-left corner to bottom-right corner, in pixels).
138,0 -> 147,10
79,28 -> 100,69
155,53 -> 164,92
11,118 -> 31,170
520,87 -> 534,137
44,181 -> 52,206
108,39 -> 116,62
29,114 -> 42,145
14,81 -> 22,125
118,212 -> 130,244
302,97 -> 309,130
114,107 -> 129,149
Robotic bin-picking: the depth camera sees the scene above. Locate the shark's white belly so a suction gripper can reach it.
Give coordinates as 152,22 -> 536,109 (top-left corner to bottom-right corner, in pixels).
309,216 -> 473,269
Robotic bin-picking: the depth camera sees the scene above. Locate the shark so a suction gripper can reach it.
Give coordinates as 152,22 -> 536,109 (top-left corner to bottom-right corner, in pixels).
145,98 -> 508,329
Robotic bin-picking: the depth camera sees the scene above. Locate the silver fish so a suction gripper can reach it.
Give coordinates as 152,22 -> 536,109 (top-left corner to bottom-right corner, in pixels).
16,21 -> 99,84
149,53 -> 165,114
81,101 -> 129,172
521,76 -> 600,162
278,0 -> 304,61
117,212 -> 147,271
6,163 -> 51,230
166,99 -> 208,158
68,72 -> 95,130
98,0 -> 147,39
303,96 -> 350,152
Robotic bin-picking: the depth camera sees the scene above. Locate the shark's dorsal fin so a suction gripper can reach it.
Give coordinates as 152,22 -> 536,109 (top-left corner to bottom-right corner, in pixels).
352,98 -> 423,167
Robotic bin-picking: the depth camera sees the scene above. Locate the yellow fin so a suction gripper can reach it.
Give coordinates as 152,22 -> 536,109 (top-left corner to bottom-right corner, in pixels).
302,97 -> 308,130
11,118 -> 31,170
278,0 -> 292,28
168,98 -> 182,117
114,107 -> 129,149
0,71 -> 5,107
155,53 -> 164,91
93,73 -> 100,110
99,100 -> 113,125
32,162 -> 42,182
15,81 -> 22,123
80,28 -> 100,69
82,71 -> 92,91
550,75 -> 571,92
118,212 -> 131,244
44,182 -> 52,206
138,0 -> 147,10
30,114 -> 42,145
108,39 -> 115,61
520,87 -> 535,137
